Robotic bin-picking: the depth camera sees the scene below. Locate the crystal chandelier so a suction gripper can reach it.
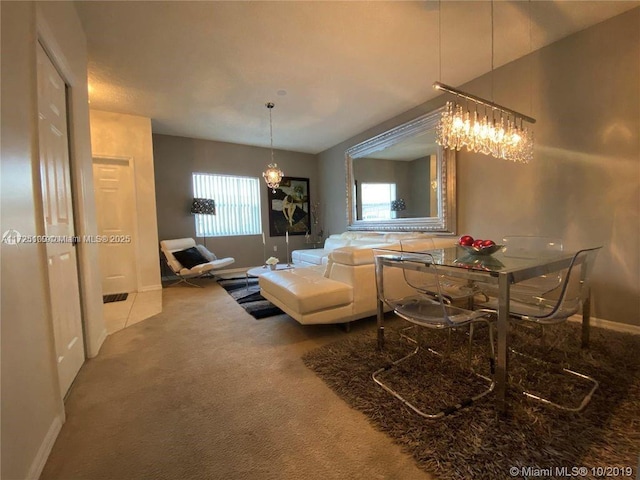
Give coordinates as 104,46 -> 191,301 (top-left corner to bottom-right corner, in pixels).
434,1 -> 535,164
262,102 -> 284,193
434,82 -> 535,163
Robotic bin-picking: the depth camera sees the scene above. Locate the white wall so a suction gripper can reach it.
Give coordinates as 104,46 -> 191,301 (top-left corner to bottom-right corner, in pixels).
1,2 -> 105,478
90,110 -> 162,292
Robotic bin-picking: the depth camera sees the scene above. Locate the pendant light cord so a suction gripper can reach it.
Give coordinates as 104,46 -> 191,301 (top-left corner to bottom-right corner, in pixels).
267,102 -> 275,163
491,0 -> 494,103
438,0 -> 442,84
528,0 -> 533,118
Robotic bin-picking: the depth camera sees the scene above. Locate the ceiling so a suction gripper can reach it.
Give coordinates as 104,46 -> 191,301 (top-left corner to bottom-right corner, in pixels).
75,1 -> 638,154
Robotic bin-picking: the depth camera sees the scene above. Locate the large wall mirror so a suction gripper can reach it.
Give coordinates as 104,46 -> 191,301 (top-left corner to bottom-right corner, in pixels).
345,106 -> 456,233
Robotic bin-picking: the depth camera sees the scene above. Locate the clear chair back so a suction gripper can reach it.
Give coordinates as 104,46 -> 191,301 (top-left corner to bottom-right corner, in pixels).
502,235 -> 563,258
502,235 -> 564,300
523,247 -> 601,322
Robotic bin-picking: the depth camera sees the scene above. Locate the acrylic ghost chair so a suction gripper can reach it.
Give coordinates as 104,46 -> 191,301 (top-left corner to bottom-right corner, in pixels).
479,236 -> 565,303
476,246 -> 602,412
472,236 -> 565,348
395,238 -> 489,364
397,238 -> 481,309
372,248 -> 496,419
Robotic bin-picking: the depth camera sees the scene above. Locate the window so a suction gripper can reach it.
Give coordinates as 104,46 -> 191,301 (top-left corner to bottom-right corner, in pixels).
193,173 -> 261,237
361,183 -> 396,220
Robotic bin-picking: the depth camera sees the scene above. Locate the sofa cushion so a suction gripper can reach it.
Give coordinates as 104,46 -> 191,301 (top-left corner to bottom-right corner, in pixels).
292,248 -> 330,266
329,244 -> 389,266
397,237 -> 458,250
259,268 -> 352,314
323,237 -> 351,250
291,233 -> 458,270
350,238 -> 385,246
382,232 -> 429,241
327,237 -> 458,267
380,237 -> 458,252
430,237 -> 459,249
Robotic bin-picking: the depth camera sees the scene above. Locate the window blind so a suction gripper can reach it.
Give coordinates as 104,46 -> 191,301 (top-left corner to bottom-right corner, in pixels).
193,173 -> 261,237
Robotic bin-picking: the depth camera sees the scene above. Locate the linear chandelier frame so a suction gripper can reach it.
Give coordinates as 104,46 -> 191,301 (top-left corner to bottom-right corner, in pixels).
433,82 -> 536,125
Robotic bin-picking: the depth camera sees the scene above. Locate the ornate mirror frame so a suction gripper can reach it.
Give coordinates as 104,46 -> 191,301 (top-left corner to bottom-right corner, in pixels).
345,106 -> 456,233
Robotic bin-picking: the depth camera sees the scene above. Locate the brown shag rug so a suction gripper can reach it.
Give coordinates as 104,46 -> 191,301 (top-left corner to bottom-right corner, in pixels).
302,317 -> 640,480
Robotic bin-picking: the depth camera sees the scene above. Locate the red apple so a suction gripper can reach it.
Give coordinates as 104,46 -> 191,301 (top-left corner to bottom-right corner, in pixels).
459,235 -> 474,246
472,239 -> 484,249
481,239 -> 495,248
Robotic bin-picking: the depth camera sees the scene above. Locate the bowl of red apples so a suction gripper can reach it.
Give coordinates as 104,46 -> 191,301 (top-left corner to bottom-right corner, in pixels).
457,235 -> 503,256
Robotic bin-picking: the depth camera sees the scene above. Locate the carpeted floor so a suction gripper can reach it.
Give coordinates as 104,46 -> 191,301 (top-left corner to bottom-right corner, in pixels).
303,318 -> 640,480
40,281 -> 431,480
219,277 -> 284,319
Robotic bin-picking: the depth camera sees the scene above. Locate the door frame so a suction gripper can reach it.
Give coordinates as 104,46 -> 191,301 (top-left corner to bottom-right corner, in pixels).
36,38 -> 87,383
92,155 -> 141,293
37,12 -> 107,363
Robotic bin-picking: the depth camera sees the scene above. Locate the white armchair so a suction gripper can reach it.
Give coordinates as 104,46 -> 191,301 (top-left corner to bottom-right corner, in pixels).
160,238 -> 235,287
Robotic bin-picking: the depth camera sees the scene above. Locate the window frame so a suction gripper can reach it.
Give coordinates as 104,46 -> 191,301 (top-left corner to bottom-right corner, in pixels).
192,172 -> 262,237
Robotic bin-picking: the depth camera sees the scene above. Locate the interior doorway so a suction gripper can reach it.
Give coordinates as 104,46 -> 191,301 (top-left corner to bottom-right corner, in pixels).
92,157 -> 138,295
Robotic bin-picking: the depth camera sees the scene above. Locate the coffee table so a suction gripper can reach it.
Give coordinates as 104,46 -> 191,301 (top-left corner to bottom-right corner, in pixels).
245,264 -> 294,289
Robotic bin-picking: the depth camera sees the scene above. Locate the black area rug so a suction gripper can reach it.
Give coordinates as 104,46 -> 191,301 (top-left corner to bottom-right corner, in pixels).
303,319 -> 640,480
219,277 -> 284,320
103,293 -> 128,304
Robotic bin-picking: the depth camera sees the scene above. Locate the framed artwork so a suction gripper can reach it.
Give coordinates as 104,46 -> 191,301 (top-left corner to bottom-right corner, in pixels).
268,177 -> 310,237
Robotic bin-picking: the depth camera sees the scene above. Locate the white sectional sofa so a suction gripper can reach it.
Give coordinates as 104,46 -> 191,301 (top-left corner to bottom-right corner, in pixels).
260,233 -> 458,326
291,231 -> 437,266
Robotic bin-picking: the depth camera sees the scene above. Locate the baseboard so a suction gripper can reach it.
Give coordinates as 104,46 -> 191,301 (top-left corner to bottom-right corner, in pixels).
26,414 -> 63,480
138,284 -> 162,292
91,327 -> 108,358
568,314 -> 640,335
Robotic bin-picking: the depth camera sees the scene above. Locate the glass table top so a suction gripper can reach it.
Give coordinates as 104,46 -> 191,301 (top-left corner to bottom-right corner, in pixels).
375,245 -> 579,282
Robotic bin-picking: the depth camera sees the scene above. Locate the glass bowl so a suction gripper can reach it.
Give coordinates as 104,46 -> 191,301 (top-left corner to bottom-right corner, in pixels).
459,244 -> 504,256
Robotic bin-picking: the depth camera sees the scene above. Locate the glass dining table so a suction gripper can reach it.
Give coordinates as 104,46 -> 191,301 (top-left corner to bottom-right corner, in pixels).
374,245 -> 595,415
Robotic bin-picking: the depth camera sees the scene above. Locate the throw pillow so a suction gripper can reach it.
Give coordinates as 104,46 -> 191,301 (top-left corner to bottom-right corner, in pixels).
173,247 -> 208,269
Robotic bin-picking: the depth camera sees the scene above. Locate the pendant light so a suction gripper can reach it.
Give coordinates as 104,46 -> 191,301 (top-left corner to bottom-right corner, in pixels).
262,102 -> 284,192
434,1 -> 535,163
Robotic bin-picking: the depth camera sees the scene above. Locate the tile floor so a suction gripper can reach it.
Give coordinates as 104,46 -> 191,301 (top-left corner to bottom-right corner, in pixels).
103,290 -> 163,335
